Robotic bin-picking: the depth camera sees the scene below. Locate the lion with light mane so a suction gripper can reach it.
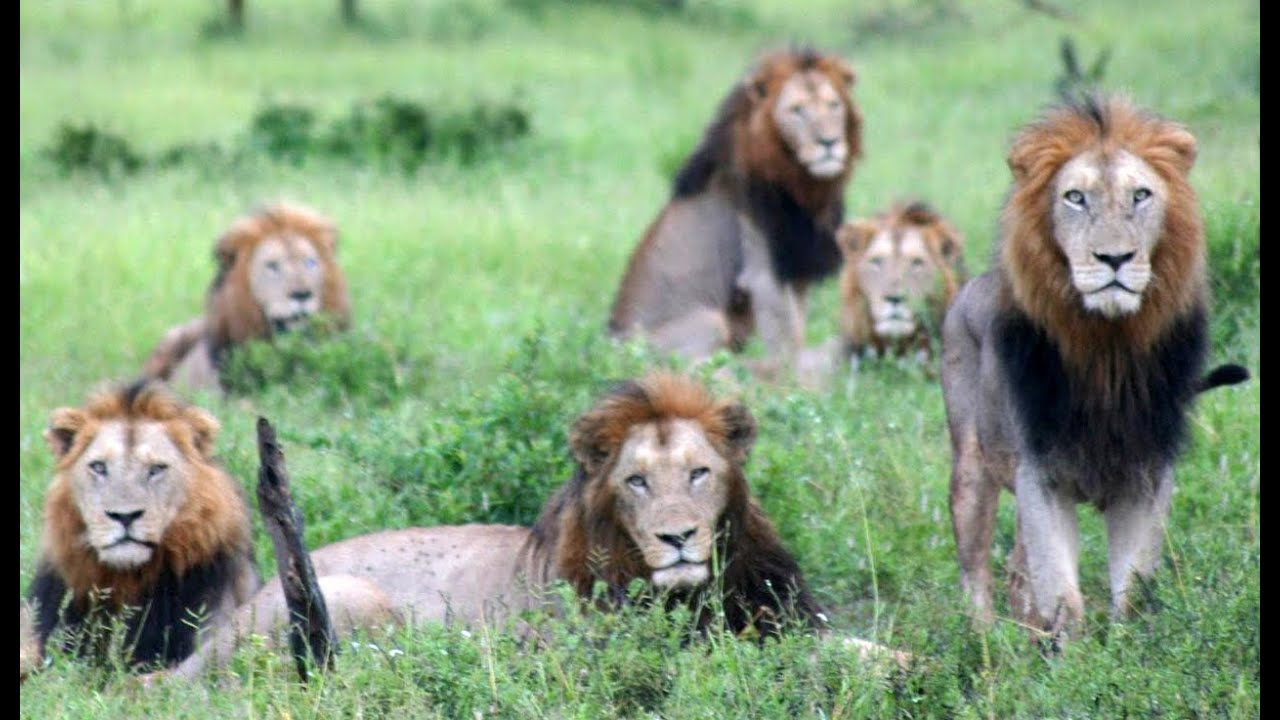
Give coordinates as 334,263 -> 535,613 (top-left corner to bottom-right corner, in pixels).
941,95 -> 1249,645
142,202 -> 351,394
609,48 -> 862,375
837,201 -> 967,363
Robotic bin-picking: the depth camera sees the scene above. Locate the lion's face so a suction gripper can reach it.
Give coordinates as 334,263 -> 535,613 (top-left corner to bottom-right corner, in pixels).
208,203 -> 351,348
839,203 -> 965,343
1052,149 -> 1168,318
64,420 -> 195,569
769,70 -> 852,179
607,419 -> 731,589
247,233 -> 327,333
44,389 -> 225,573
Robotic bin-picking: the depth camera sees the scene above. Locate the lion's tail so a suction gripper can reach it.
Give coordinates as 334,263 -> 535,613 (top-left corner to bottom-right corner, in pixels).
1196,363 -> 1250,394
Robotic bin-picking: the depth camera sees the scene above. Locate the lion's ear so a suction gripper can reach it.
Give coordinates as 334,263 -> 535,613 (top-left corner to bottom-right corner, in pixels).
936,225 -> 965,263
827,57 -> 857,88
1006,134 -> 1038,183
569,413 -> 612,476
181,407 -> 221,459
1155,125 -> 1198,175
742,72 -> 770,104
717,402 -> 757,464
213,229 -> 245,276
45,408 -> 88,459
836,220 -> 876,257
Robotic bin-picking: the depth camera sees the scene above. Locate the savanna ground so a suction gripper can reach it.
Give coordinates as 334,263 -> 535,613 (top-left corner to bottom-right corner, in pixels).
19,0 -> 1259,717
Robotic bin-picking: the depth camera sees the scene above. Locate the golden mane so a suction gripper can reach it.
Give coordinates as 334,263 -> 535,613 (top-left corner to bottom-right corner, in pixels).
525,373 -> 823,637
998,95 -> 1205,374
39,381 -> 253,606
207,202 -> 352,352
838,201 -> 967,355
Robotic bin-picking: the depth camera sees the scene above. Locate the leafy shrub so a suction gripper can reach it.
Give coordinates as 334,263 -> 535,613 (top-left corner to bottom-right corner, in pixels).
247,103 -> 317,165
219,317 -> 429,406
44,123 -> 144,179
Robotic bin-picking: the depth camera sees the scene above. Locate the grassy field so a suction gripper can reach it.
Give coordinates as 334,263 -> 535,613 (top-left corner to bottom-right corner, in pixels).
19,0 -> 1259,717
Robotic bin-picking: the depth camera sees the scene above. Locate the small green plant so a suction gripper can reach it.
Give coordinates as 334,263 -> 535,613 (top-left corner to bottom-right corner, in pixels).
44,123 -> 144,179
247,103 -> 317,165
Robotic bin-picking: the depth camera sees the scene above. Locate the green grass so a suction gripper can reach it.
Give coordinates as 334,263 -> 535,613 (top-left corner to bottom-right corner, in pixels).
20,0 -> 1258,717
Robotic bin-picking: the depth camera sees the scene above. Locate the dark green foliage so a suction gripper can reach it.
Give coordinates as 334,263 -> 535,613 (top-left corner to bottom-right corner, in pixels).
219,317 -> 429,407
248,103 -> 317,165
41,95 -> 531,179
44,123 -> 144,179
320,96 -> 431,172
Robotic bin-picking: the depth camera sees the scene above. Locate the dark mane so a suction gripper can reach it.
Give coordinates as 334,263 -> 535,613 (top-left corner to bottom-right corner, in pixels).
523,374 -> 825,638
29,551 -> 246,669
994,305 -> 1207,507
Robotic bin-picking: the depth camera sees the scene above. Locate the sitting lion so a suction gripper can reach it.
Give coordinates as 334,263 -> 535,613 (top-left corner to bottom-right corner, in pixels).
608,48 -> 862,375
142,202 -> 352,394
159,372 -> 901,680
836,201 -> 967,363
941,95 -> 1249,644
22,380 -> 261,675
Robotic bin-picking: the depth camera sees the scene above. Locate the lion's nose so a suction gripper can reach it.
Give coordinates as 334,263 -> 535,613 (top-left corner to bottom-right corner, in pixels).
817,137 -> 839,150
1093,252 -> 1135,271
884,294 -> 905,305
106,510 -> 144,529
289,289 -> 314,302
657,528 -> 697,549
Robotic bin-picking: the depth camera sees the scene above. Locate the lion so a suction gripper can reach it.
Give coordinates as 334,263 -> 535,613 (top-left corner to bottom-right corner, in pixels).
22,380 -> 261,676
608,48 -> 862,375
153,372 -> 907,681
142,202 -> 352,394
941,95 -> 1249,645
836,201 -> 967,363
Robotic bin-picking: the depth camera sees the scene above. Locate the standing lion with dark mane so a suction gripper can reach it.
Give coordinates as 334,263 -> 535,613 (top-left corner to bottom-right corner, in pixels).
941,95 -> 1248,645
608,48 -> 862,375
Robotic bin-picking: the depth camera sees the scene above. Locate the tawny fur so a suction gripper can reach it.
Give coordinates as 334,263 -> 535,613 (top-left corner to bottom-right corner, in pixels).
157,373 -> 848,681
608,48 -> 862,371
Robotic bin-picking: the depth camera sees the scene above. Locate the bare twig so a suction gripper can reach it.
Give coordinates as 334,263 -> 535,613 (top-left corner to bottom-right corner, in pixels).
256,416 -> 335,683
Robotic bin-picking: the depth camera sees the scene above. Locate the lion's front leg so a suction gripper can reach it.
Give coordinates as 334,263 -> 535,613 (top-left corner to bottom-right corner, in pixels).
1014,461 -> 1084,641
948,428 -> 1000,625
736,218 -> 805,370
1103,467 -> 1173,619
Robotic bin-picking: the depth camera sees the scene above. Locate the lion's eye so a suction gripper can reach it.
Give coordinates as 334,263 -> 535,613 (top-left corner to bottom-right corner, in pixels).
690,467 -> 710,483
1063,190 -> 1086,207
625,474 -> 647,490
868,257 -> 884,268
1133,188 -> 1152,204
911,257 -> 926,268
303,256 -> 319,270
265,260 -> 282,274
827,100 -> 840,111
790,104 -> 805,116
88,460 -> 107,476
147,463 -> 168,480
